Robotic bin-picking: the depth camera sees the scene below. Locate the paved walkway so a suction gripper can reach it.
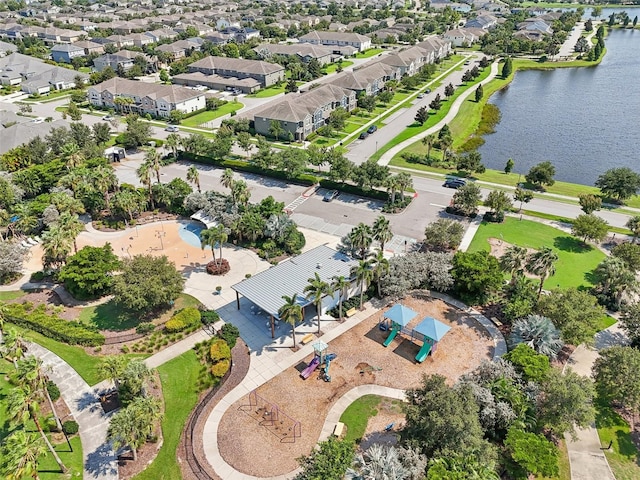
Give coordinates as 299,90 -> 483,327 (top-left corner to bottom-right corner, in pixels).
144,327 -> 216,369
26,342 -> 118,480
563,322 -> 627,480
377,60 -> 500,167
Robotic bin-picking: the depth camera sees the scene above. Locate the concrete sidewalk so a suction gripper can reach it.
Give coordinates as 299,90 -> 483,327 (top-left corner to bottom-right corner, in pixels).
26,342 -> 118,480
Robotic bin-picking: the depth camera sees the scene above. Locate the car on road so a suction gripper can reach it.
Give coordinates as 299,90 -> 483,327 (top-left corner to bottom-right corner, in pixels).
323,190 -> 340,202
367,124 -> 378,134
417,93 -> 425,99
425,88 -> 431,94
165,125 -> 179,132
103,115 -> 114,121
359,131 -> 369,140
443,178 -> 467,189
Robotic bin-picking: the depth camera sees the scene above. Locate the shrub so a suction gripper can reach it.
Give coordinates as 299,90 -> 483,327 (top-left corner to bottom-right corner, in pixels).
46,381 -> 60,402
136,322 -> 155,335
483,211 -> 505,223
219,323 -> 240,349
30,271 -> 45,282
200,309 -> 220,325
210,339 -> 231,362
4,303 -> 104,346
165,307 -> 201,332
62,420 -> 79,435
211,359 -> 230,378
206,259 -> 231,275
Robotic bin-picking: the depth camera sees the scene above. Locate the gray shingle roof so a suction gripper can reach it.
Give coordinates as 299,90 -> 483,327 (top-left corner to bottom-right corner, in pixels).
232,245 -> 357,317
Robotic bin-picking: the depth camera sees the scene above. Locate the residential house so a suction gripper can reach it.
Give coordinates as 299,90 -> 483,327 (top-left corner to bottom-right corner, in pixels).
144,28 -> 179,43
88,77 -> 205,117
443,27 -> 486,46
329,61 -> 399,96
253,43 -> 336,66
299,31 -> 372,52
128,33 -> 154,48
465,14 -> 498,30
248,84 -> 357,141
93,50 -> 156,73
156,38 -> 202,60
51,43 -> 85,63
0,40 -> 16,57
0,119 -> 70,155
74,40 -> 104,55
105,34 -> 134,48
517,18 -> 553,35
0,52 -> 88,93
203,32 -> 230,45
185,56 -> 285,88
416,36 -> 452,60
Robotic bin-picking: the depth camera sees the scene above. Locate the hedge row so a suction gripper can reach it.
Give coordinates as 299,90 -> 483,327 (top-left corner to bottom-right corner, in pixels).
6,303 -> 105,346
179,152 -> 318,186
165,307 -> 201,333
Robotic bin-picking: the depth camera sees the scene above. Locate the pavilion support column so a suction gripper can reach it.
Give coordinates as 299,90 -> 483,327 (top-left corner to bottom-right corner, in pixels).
270,315 -> 275,339
236,291 -> 240,310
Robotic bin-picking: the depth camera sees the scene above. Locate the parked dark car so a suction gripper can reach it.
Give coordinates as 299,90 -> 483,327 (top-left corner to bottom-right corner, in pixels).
367,124 -> 378,134
443,178 -> 467,189
359,131 -> 369,140
323,190 -> 340,202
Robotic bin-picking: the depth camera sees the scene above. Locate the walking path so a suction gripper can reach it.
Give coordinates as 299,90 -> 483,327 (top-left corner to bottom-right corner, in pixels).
26,342 -> 118,480
377,60 -> 500,167
563,322 -> 627,480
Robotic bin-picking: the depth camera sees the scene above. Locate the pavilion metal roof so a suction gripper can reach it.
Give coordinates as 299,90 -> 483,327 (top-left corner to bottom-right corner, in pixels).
232,245 -> 358,318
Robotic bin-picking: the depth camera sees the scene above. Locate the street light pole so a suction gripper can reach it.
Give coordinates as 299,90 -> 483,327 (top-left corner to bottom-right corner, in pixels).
156,230 -> 166,250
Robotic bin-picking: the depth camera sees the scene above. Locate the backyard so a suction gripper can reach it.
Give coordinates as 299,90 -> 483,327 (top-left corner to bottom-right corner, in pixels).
181,103 -> 243,127
467,217 -> 606,290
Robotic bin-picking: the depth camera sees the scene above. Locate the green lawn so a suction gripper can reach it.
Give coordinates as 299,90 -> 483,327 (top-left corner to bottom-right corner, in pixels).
0,358 -> 84,479
249,82 -> 302,98
0,290 -> 26,301
323,60 -> 354,74
339,394 -> 380,444
596,399 -> 640,480
467,218 -> 606,290
356,48 -> 384,59
181,104 -> 243,127
133,350 -> 200,480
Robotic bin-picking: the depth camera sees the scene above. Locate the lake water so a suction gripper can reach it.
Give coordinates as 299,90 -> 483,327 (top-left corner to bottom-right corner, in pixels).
478,28 -> 640,186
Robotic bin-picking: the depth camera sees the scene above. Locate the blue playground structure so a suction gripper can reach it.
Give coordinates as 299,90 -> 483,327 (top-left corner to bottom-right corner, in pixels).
323,353 -> 337,382
380,304 -> 418,348
301,340 -> 337,381
413,317 -> 451,363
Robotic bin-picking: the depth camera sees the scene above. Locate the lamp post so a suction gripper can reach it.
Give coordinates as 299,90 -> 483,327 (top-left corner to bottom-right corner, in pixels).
155,230 -> 166,250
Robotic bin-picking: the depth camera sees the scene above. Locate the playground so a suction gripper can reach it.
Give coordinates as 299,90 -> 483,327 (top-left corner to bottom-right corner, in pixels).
216,294 -> 494,477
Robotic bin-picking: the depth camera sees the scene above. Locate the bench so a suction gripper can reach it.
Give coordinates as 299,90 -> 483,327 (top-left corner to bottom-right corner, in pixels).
333,422 -> 345,438
491,317 -> 503,327
301,333 -> 314,345
346,307 -> 357,318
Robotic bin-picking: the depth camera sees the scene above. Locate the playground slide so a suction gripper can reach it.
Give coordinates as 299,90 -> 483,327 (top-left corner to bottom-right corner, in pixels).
300,356 -> 320,379
383,327 -> 398,347
415,343 -> 432,363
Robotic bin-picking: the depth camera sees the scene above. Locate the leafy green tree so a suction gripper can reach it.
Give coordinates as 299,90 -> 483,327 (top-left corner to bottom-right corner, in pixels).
304,272 -> 331,334
612,243 -> 640,272
429,93 -> 442,111
423,218 -> 464,252
97,355 -> 128,390
414,106 -> 429,125
451,251 -> 504,303
348,444 -> 427,480
285,77 -> 298,93
501,57 -> 513,78
92,122 -> 111,145
484,190 -> 512,218
450,182 -> 482,217
123,115 -> 151,149
0,241 -> 28,283
578,193 -> 602,214
525,247 -> 558,298
593,346 -> 640,416
279,293 -> 303,347
444,83 -> 455,98
456,151 -> 485,174
509,314 -> 563,359
66,101 -> 82,121
328,154 -> 353,183
619,303 -> 640,347
475,84 -> 484,102
504,428 -> 559,479
537,368 -> 595,439
380,252 -> 454,299
307,58 -> 322,78
626,216 -> 640,243
159,69 -> 170,83
377,90 -> 393,104
269,120 -> 284,141
328,107 -> 349,131
357,94 -> 377,112
525,161 -> 555,189
503,344 -> 550,383
58,244 -> 121,299
571,213 -> 609,244
504,158 -> 514,174
593,256 -> 638,310
427,453 -> 499,480
595,167 -> 640,202
295,437 -> 355,480
112,254 -> 185,314
513,187 -> 534,212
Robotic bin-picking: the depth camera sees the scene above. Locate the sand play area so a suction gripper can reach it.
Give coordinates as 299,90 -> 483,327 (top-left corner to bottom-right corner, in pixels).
217,294 -> 495,477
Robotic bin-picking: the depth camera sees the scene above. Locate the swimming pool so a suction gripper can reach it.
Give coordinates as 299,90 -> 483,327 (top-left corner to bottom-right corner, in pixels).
178,222 -> 217,249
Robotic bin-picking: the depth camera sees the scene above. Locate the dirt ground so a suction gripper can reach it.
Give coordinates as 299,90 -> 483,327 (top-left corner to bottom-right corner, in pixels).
358,398 -> 405,451
217,295 -> 494,477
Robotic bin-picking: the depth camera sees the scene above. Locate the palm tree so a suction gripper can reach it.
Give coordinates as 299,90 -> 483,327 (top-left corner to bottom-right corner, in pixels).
231,180 -> 250,207
525,247 -> 558,298
186,165 -> 201,193
440,135 -> 453,164
41,224 -> 73,269
220,168 -> 234,190
304,272 -> 331,334
349,223 -> 373,259
7,386 -> 67,472
107,396 -> 162,461
113,190 -> 143,225
351,259 -> 373,309
627,215 -> 640,244
385,175 -> 400,204
97,355 -> 127,390
136,160 -> 155,209
395,172 -> 413,200
372,215 -> 393,252
509,314 -> 563,359
331,276 -> 350,320
594,256 -> 638,310
91,165 -> 117,213
279,293 -> 303,347
0,430 -> 46,480
500,245 -> 528,284
1,328 -> 25,369
144,148 -> 162,184
200,227 -> 220,265
165,133 -> 180,159
16,356 -> 63,431
422,133 -> 436,161
370,249 -> 390,298
56,211 -> 84,254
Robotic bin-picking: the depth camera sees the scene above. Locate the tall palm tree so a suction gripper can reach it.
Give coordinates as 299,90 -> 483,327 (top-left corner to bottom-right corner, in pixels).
165,133 -> 180,159
351,259 -> 373,309
372,215 -> 393,252
395,172 -> 413,200
304,273 -> 331,334
526,247 -> 558,298
200,227 -> 220,265
385,175 -> 400,204
41,224 -> 73,269
279,293 -> 303,347
97,355 -> 127,390
56,211 -> 84,254
186,165 -> 201,193
91,165 -> 117,213
7,386 -> 67,473
136,160 -> 155,209
212,224 -> 228,266
370,249 -> 390,298
349,223 -> 373,259
16,356 -> 62,431
626,216 -> 640,244
113,190 -> 143,225
440,135 -> 453,164
108,396 -> 162,461
500,245 -> 529,284
231,180 -> 250,207
0,430 -> 46,480
331,276 -> 350,320
144,148 -> 162,184
1,328 -> 25,369
422,133 -> 436,161
220,168 -> 234,190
